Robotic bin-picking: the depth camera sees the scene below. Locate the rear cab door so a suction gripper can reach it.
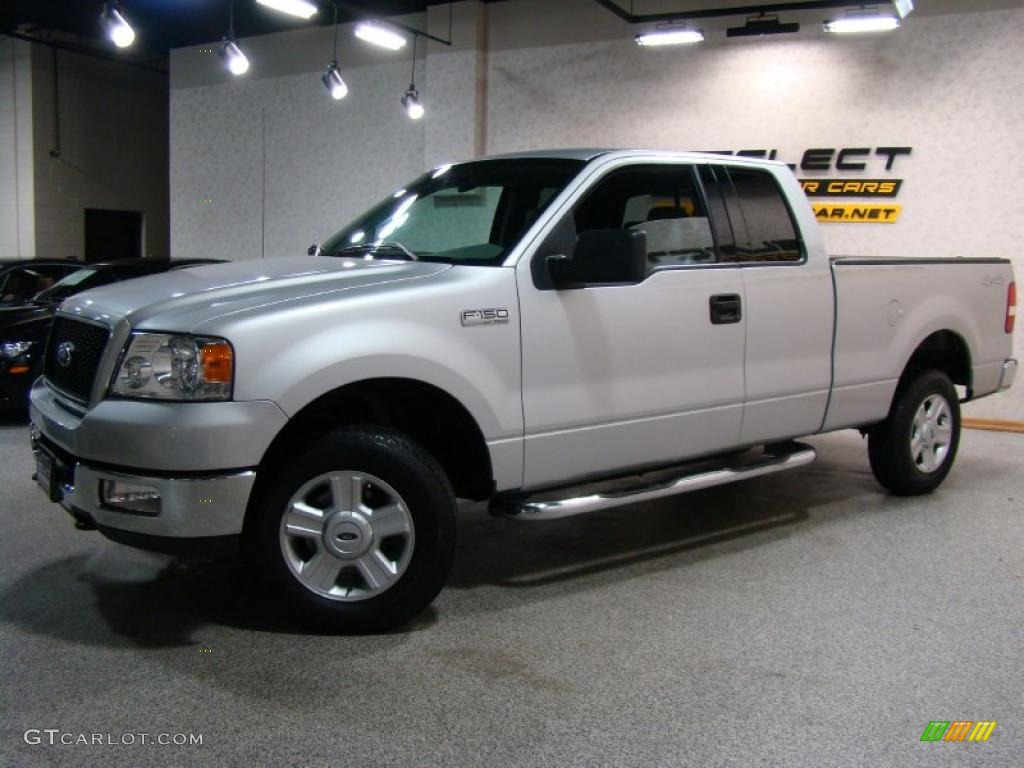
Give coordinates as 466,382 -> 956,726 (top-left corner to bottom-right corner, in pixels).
712,162 -> 835,443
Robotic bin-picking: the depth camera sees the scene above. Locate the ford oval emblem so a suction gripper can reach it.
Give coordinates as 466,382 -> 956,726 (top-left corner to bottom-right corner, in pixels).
56,341 -> 75,368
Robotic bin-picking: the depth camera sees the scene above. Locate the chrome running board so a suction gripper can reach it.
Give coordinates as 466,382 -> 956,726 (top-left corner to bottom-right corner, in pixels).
491,442 -> 816,521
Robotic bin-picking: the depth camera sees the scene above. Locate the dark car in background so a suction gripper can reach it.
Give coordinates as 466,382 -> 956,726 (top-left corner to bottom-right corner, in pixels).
0,260 -> 81,308
1,259 -> 223,411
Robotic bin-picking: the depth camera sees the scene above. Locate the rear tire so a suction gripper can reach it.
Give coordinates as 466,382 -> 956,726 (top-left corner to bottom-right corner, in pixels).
868,370 -> 961,496
250,426 -> 456,632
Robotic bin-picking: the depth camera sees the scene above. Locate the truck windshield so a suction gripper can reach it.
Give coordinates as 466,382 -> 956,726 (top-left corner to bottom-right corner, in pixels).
320,158 -> 584,265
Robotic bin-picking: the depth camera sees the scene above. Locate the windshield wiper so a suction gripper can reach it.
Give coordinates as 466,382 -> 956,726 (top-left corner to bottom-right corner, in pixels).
328,241 -> 418,261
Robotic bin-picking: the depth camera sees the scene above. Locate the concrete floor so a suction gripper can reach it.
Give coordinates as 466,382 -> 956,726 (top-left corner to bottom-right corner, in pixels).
0,418 -> 1021,768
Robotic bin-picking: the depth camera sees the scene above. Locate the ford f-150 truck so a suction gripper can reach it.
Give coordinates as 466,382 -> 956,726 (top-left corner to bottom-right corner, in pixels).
28,150 -> 1017,630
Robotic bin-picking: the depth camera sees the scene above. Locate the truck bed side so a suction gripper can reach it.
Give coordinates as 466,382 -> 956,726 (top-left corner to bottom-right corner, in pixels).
823,257 -> 1014,432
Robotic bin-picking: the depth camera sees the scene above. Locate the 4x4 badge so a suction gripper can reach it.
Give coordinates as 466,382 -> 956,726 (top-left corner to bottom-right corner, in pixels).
461,308 -> 510,327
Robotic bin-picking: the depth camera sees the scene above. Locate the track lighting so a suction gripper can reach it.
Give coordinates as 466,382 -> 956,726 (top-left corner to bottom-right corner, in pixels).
220,0 -> 248,76
256,0 -> 318,20
323,61 -> 349,100
100,4 -> 136,49
402,87 -> 424,120
824,11 -> 900,34
355,22 -> 407,51
220,39 -> 249,75
322,5 -> 348,101
635,24 -> 704,46
401,35 -> 424,120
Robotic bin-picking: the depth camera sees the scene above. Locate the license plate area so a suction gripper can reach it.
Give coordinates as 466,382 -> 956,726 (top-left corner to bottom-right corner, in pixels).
35,446 -> 64,503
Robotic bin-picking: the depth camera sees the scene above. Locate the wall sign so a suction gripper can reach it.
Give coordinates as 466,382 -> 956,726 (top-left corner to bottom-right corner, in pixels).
812,203 -> 902,223
709,146 -> 912,223
800,179 -> 901,198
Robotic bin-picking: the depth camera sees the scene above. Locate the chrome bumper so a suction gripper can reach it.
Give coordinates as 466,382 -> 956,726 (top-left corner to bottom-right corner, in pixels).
999,359 -> 1017,391
65,463 -> 254,538
28,378 -> 279,539
31,432 -> 255,538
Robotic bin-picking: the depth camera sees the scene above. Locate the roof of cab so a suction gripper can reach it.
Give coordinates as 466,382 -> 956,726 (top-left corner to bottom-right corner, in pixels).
469,148 -> 787,168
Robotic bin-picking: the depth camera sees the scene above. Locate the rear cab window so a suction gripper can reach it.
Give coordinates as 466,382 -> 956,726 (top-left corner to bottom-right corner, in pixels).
721,166 -> 804,263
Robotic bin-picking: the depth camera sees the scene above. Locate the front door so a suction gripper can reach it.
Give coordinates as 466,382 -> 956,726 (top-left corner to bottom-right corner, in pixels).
516,160 -> 747,489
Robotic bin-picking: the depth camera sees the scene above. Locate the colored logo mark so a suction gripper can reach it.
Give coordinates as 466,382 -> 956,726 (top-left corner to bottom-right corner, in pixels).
920,721 -> 997,742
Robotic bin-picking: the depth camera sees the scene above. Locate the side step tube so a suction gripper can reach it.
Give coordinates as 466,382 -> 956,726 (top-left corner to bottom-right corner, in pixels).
492,443 -> 816,521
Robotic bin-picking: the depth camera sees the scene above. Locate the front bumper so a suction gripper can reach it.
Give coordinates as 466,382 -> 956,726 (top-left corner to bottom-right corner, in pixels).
29,379 -> 287,546
32,432 -> 256,543
0,360 -> 38,409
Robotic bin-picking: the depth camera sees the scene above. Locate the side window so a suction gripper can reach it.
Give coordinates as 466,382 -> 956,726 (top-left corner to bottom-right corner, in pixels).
565,165 -> 716,272
725,168 -> 803,263
0,267 -> 60,304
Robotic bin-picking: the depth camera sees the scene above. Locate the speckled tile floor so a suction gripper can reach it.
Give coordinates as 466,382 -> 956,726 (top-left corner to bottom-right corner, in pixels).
1,417 -> 1021,767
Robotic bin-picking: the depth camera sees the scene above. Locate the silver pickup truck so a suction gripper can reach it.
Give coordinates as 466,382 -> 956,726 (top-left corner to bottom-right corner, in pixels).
29,150 -> 1017,630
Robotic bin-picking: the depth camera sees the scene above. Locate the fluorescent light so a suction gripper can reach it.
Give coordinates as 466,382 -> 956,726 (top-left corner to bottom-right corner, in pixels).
220,40 -> 249,76
354,22 -> 407,51
635,27 -> 705,46
824,15 -> 900,34
101,5 -> 135,49
256,0 -> 318,20
322,61 -> 348,100
402,87 -> 424,120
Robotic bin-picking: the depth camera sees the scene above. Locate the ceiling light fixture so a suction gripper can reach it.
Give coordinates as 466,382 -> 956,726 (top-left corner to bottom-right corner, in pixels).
221,40 -> 250,75
892,0 -> 914,19
100,3 -> 136,49
220,0 -> 249,76
323,62 -> 348,100
322,5 -> 348,100
355,21 -> 407,51
256,0 -> 318,20
727,14 -> 800,38
401,34 -> 424,120
635,24 -> 704,47
824,9 -> 900,34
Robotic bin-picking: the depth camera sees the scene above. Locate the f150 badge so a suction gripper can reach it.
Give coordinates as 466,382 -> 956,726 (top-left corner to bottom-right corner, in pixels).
461,308 -> 510,327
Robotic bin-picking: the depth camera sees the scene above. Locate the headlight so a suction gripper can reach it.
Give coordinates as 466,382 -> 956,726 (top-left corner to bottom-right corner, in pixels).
1,340 -> 35,359
109,333 -> 233,401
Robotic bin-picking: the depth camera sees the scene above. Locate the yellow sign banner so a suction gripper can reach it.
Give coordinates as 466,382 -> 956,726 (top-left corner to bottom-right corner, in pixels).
813,203 -> 902,223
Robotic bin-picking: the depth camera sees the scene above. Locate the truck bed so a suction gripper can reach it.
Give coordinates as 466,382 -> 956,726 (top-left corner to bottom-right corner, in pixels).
824,256 -> 1014,431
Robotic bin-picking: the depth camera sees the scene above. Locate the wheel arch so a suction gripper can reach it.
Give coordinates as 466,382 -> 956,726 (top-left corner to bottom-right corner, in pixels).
897,329 -> 972,396
247,378 -> 495,529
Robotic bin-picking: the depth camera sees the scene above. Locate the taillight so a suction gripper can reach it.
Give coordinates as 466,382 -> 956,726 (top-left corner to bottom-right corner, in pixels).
1007,281 -> 1017,334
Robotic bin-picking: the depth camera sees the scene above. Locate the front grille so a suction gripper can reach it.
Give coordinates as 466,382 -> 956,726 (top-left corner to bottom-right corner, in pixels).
44,318 -> 111,404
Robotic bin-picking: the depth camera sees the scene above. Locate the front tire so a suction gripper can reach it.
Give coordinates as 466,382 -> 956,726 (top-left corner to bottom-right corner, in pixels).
868,370 -> 961,496
251,426 -> 456,632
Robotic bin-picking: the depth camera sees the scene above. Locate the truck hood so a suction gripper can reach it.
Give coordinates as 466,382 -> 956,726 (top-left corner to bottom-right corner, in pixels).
59,256 -> 452,332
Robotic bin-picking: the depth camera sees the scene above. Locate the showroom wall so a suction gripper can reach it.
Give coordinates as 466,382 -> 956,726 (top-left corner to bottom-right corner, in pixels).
0,38 -> 35,259
169,0 -> 1023,420
169,5 -> 485,262
30,45 -> 170,260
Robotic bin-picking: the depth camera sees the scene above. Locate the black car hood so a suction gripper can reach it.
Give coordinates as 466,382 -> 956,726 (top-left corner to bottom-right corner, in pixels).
0,303 -> 55,341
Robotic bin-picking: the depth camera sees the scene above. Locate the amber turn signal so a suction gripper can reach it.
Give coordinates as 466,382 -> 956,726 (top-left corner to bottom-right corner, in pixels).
201,341 -> 233,384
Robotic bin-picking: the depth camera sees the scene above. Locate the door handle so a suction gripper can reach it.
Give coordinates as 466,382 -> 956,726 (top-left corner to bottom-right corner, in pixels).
709,293 -> 742,325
